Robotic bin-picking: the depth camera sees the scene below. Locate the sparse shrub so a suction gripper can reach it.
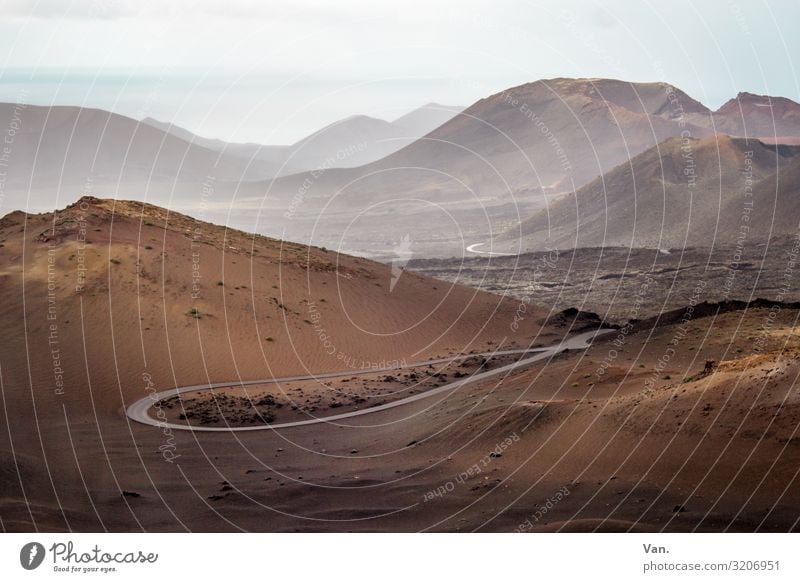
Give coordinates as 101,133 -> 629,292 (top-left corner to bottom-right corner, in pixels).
187,308 -> 202,319
110,258 -> 121,265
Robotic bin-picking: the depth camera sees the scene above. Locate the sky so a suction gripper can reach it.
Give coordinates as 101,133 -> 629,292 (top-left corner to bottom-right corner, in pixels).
0,0 -> 798,144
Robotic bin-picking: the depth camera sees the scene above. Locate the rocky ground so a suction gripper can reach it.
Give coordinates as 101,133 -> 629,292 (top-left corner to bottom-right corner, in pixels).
408,239 -> 800,323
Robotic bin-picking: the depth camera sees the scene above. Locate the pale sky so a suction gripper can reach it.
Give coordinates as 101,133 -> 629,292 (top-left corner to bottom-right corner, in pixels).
0,0 -> 798,143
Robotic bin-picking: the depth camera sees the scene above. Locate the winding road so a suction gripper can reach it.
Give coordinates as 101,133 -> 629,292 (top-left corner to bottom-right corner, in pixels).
126,329 -> 611,432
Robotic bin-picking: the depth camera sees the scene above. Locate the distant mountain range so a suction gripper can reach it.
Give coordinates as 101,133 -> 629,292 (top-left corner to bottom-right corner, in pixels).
232,78 -> 800,255
3,78 -> 800,256
143,102 -> 464,175
0,103 -> 280,207
0,102 -> 462,214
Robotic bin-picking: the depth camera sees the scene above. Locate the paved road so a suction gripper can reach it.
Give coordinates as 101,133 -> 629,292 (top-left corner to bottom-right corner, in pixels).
465,242 -> 514,256
126,329 -> 612,432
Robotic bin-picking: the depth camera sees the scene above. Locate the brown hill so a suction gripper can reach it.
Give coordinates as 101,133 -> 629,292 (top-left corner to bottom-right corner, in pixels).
714,92 -> 800,139
503,135 -> 800,249
412,77 -> 712,191
0,196 -> 555,531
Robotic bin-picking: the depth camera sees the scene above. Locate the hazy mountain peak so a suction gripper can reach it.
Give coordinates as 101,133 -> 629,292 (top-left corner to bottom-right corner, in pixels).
713,92 -> 800,138
466,77 -> 710,123
391,102 -> 465,135
298,114 -> 395,143
715,91 -> 800,114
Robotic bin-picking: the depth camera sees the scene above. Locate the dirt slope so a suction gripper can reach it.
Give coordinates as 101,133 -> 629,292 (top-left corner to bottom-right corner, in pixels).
0,196 -> 555,531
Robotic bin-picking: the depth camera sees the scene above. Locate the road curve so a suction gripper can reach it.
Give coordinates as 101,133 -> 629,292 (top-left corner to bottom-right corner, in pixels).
126,329 -> 612,432
465,242 -> 514,256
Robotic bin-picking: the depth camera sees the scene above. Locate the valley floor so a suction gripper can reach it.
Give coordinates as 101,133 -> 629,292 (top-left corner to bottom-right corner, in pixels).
409,240 -> 800,323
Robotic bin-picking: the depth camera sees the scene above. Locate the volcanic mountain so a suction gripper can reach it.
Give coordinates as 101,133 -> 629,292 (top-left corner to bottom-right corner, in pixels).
5,79 -> 800,258
713,92 -> 800,141
233,78 -> 800,256
502,135 -> 800,250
